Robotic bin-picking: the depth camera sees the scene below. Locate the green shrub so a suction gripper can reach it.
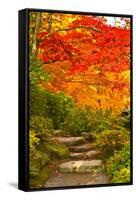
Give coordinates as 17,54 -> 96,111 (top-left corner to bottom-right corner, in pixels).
90,110 -> 112,133
29,150 -> 49,178
61,107 -> 114,136
61,107 -> 92,135
112,109 -> 130,130
89,109 -> 130,133
29,54 -> 51,87
29,88 -> 75,129
96,129 -> 129,158
43,141 -> 69,159
45,92 -> 75,129
30,115 -> 53,138
29,115 -> 69,182
29,127 -> 50,178
111,168 -> 130,183
29,87 -> 49,117
29,166 -> 49,188
29,130 -> 40,151
107,144 -> 130,183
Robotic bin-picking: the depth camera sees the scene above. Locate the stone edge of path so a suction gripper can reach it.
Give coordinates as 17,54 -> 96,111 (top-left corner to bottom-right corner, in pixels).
59,160 -> 102,173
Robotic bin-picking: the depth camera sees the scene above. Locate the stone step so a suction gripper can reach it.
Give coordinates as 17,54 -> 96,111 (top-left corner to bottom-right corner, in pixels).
68,143 -> 96,152
86,150 -> 99,158
45,171 -> 109,188
51,136 -> 86,146
69,152 -> 85,159
59,160 -> 102,173
52,129 -> 64,136
69,150 -> 99,159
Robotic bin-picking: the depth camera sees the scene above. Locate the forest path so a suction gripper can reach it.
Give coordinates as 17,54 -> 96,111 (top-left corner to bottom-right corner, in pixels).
45,132 -> 110,188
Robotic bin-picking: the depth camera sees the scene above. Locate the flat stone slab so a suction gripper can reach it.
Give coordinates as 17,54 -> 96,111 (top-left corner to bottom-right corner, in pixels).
68,143 -> 96,152
86,150 -> 99,158
45,171 -> 109,188
69,152 -> 85,159
69,150 -> 99,159
52,130 -> 64,135
59,160 -> 102,173
51,136 -> 86,146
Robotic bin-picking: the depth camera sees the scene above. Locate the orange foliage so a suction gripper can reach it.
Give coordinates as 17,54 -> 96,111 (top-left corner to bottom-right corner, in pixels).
30,13 -> 131,113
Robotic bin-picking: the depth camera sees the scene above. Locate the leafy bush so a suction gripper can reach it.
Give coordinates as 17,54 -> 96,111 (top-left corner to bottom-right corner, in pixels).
29,115 -> 69,182
61,107 -> 92,135
29,87 -> 49,117
107,144 -> 130,183
111,168 -> 130,183
90,110 -> 112,133
29,148 -> 49,178
89,109 -> 130,133
96,129 -> 129,158
62,108 -> 113,136
29,116 -> 53,178
43,141 -> 69,160
112,109 -> 130,130
29,54 -> 51,87
29,166 -> 49,189
30,115 -> 53,138
29,88 -> 75,129
45,92 -> 75,129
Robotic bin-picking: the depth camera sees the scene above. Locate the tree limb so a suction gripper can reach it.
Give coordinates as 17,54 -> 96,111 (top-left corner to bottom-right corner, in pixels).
41,26 -> 100,39
57,26 -> 100,33
64,79 -> 108,86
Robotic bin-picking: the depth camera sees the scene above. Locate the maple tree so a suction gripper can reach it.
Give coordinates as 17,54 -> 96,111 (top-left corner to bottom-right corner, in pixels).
29,12 -> 130,113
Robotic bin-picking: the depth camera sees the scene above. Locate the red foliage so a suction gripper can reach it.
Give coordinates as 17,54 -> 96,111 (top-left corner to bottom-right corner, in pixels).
37,15 -> 130,95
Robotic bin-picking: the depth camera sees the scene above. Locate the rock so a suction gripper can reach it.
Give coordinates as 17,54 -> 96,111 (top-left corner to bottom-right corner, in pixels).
53,130 -> 64,135
69,152 -> 86,159
59,160 -> 102,173
86,150 -> 99,158
68,143 -> 96,152
86,173 -> 110,185
45,171 -> 109,187
51,136 -> 86,146
69,150 -> 99,159
81,132 -> 93,140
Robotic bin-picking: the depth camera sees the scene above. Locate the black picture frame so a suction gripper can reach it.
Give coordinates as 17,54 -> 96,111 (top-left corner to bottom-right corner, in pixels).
19,8 -> 133,192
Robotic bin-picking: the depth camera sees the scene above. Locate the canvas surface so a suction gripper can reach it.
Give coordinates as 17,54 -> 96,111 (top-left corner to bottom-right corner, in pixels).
28,10 -> 132,189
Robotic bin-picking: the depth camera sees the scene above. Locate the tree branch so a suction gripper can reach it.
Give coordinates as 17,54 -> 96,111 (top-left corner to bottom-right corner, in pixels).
59,40 -> 72,58
43,59 -> 68,65
41,26 -> 100,39
64,79 -> 108,86
57,26 -> 100,33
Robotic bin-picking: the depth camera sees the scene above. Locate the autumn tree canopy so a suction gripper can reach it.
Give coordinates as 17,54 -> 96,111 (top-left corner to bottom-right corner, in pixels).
29,12 -> 130,114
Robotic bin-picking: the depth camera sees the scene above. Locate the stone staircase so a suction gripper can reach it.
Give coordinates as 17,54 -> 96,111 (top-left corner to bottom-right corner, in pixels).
45,133 -> 110,188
